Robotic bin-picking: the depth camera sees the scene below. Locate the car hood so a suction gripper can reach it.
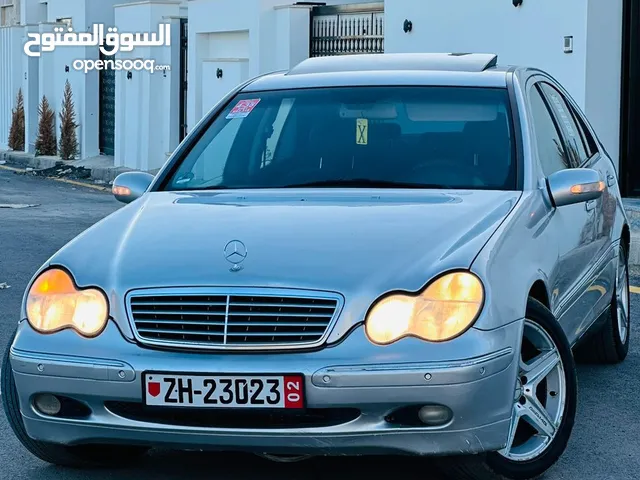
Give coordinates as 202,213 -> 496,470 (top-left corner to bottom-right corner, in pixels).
43,189 -> 521,340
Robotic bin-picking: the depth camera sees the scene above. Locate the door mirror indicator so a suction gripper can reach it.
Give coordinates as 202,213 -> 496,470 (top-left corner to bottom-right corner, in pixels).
547,168 -> 604,208
112,172 -> 155,204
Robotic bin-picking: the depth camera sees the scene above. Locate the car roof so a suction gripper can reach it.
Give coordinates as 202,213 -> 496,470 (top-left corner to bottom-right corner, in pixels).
243,53 -> 514,93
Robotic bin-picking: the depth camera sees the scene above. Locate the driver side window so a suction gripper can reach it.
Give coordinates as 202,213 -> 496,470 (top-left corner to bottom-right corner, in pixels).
529,84 -> 571,176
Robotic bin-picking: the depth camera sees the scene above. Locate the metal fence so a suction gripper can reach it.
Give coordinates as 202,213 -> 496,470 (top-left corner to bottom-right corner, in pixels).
310,3 -> 384,57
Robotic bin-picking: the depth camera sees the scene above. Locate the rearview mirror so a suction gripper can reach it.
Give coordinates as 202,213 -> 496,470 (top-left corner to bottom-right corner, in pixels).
546,168 -> 604,208
112,171 -> 155,204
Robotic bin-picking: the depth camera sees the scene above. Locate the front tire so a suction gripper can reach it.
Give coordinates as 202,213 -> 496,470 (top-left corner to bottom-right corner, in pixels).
437,298 -> 578,480
1,328 -> 148,468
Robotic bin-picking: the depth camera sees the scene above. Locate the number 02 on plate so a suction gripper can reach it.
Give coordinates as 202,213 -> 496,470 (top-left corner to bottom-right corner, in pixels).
143,373 -> 305,409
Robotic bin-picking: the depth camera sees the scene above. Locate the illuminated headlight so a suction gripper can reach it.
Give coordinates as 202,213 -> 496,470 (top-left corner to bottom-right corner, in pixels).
26,268 -> 109,338
365,271 -> 484,345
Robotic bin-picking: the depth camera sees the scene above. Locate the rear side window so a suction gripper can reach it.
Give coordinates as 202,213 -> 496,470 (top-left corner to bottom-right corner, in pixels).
529,86 -> 573,175
569,103 -> 599,158
539,83 -> 589,166
164,86 -> 517,191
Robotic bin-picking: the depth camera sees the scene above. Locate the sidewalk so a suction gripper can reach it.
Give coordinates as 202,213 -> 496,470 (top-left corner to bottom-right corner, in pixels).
0,150 -> 137,184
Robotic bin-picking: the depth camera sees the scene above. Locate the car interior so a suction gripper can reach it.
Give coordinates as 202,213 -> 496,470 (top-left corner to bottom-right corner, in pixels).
175,90 -> 517,191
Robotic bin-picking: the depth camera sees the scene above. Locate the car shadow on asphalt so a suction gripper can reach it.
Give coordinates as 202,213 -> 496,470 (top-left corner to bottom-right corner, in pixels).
39,450 -> 449,479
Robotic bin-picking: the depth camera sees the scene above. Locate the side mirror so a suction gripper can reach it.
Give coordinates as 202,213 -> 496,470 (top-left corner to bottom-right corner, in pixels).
547,168 -> 604,208
112,171 -> 155,204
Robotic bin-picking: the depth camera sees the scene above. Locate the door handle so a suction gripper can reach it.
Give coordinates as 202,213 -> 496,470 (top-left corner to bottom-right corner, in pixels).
607,174 -> 616,187
586,199 -> 596,211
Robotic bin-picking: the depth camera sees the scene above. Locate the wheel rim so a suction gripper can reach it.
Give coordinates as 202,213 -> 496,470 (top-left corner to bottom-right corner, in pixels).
498,319 -> 566,462
617,249 -> 630,344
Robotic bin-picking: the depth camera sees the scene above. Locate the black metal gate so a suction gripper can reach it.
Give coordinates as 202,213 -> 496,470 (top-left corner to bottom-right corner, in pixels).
179,18 -> 188,142
310,2 -> 384,57
620,0 -> 640,196
99,51 -> 115,156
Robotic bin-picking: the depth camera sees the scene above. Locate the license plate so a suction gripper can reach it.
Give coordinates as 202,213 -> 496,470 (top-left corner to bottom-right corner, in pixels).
143,372 -> 305,409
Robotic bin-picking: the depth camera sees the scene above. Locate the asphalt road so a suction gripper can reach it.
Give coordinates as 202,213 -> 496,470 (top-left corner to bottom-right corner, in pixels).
0,168 -> 639,480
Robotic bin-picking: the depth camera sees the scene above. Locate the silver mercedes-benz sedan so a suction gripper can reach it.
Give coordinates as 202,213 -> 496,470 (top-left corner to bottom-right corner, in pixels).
2,53 -> 631,480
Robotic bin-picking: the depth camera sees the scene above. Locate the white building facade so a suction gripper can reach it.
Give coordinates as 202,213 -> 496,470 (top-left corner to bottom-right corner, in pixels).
1,0 -> 638,194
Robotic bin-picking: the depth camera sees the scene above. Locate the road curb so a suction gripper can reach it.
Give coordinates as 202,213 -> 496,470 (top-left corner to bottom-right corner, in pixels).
623,200 -> 640,267
0,150 -> 133,184
0,164 -> 110,192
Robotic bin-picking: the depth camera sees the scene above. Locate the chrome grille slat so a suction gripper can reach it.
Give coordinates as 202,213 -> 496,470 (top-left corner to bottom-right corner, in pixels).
131,301 -> 228,307
137,328 -> 224,336
132,310 -> 332,318
133,312 -> 227,317
227,312 -> 333,318
135,319 -> 226,326
228,302 -> 333,309
135,320 -> 327,328
128,289 -> 341,351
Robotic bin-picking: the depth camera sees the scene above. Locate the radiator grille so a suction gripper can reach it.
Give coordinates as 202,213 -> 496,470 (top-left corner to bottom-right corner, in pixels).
128,290 -> 341,350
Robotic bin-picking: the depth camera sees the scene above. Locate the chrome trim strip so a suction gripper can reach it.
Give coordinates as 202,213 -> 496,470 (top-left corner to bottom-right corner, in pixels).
223,294 -> 230,345
317,347 -> 514,373
125,286 -> 345,352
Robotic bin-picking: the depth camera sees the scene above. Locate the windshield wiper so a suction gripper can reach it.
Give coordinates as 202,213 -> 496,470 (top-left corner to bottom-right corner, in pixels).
280,179 -> 446,189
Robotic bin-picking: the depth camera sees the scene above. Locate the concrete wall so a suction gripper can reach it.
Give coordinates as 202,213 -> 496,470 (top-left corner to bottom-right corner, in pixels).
186,0 -> 276,132
384,0 -> 623,168
1,0 -> 626,176
0,26 -> 26,150
41,0 -> 141,159
114,0 -> 183,171
185,0 -> 371,133
0,0 -> 20,26
585,0 -> 624,171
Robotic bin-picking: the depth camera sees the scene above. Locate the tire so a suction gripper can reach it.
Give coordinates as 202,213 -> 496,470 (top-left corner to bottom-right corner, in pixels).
1,328 -> 148,468
574,243 -> 630,364
436,298 -> 578,480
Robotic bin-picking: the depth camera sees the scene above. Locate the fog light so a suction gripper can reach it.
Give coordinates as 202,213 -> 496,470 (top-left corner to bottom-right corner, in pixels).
418,405 -> 452,426
34,394 -> 61,416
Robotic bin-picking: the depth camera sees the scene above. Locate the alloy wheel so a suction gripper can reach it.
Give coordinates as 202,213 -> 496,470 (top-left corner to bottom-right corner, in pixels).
498,319 -> 567,462
616,249 -> 630,344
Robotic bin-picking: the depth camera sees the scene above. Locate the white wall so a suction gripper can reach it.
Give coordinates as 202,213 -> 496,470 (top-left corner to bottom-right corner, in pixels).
23,24 -> 39,153
41,0 -> 95,158
185,0 -> 376,133
386,0 -> 588,105
20,0 -> 44,25
187,0 -> 314,133
273,5 -> 312,72
0,26 -> 26,150
35,0 -> 140,159
114,0 -> 182,171
385,0 -> 623,168
585,0 -> 623,170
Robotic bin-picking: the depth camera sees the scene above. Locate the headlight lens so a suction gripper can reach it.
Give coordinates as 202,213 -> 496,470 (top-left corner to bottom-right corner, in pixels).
365,272 -> 484,345
26,268 -> 109,338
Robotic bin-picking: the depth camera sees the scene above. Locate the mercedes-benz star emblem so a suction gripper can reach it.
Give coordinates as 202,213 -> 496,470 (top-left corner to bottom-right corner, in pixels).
223,240 -> 247,272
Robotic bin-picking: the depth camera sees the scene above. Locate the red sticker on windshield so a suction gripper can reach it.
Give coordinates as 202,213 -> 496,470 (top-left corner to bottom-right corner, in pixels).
226,99 -> 261,119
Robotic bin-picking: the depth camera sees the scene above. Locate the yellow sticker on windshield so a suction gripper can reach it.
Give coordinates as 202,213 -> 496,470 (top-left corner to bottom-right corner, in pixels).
356,118 -> 368,145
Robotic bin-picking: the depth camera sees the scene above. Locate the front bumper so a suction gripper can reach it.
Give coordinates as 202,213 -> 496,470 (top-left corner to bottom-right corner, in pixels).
8,319 -> 522,456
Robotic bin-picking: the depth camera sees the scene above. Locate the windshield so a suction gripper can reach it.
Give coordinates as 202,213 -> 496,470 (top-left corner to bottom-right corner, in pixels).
163,86 -> 517,191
